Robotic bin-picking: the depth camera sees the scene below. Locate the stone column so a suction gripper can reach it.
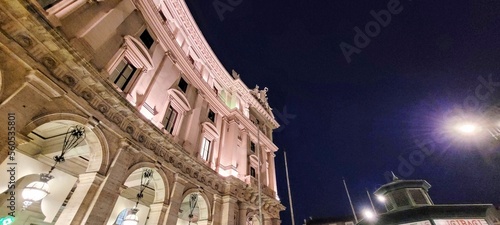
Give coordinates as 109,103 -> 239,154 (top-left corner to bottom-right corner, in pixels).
54,172 -> 104,225
238,129 -> 249,179
164,174 -> 187,225
238,203 -> 248,225
211,194 -> 223,225
220,195 -> 237,225
81,142 -> 136,224
146,202 -> 168,225
262,150 -> 268,186
268,153 -> 277,197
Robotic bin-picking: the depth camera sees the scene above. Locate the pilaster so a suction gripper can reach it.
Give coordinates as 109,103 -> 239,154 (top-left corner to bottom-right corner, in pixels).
211,194 -> 223,225
54,172 -> 104,225
268,153 -> 277,194
220,195 -> 238,225
164,174 -> 188,225
146,202 -> 168,225
238,202 -> 249,225
81,142 -> 136,224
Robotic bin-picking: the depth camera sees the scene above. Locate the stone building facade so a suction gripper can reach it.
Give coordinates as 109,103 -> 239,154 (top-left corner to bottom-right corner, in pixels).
0,0 -> 284,224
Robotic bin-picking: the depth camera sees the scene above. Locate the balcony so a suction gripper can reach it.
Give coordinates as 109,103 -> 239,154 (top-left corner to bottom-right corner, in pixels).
245,176 -> 276,199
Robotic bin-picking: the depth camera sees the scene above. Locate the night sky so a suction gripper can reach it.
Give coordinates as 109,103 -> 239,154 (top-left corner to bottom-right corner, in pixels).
185,0 -> 500,224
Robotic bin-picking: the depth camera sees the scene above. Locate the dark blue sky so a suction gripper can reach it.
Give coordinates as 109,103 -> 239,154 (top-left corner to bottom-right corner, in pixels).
185,0 -> 500,224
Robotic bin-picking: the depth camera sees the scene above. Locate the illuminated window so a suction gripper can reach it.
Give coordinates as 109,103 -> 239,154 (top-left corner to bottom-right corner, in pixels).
178,77 -> 188,93
208,109 -> 215,123
200,137 -> 211,161
110,59 -> 137,91
163,105 -> 178,134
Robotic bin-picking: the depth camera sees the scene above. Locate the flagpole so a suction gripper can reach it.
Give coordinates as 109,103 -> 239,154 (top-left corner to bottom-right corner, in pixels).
284,151 -> 296,225
366,188 -> 376,214
343,178 -> 358,223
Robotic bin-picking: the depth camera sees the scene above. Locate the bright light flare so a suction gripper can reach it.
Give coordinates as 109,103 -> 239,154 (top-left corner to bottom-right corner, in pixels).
376,195 -> 386,203
455,123 -> 479,135
363,209 -> 376,221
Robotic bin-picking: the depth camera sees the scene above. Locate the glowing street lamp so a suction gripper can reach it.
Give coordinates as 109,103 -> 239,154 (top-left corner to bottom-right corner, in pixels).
455,123 -> 479,135
450,119 -> 500,140
376,195 -> 386,203
363,209 -> 376,221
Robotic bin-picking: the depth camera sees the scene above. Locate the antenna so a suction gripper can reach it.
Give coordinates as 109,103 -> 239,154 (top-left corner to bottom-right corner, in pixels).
366,188 -> 376,213
284,151 -> 296,225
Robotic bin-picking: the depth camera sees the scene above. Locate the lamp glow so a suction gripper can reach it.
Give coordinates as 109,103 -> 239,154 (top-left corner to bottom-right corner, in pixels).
376,195 -> 386,203
122,208 -> 139,225
456,123 -> 478,134
22,173 -> 53,208
363,209 -> 376,221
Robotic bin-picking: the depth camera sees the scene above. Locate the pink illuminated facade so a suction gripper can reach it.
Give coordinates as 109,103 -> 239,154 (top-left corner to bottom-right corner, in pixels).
0,0 -> 284,224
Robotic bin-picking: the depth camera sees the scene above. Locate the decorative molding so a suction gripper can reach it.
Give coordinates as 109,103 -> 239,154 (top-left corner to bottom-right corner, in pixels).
165,0 -> 279,128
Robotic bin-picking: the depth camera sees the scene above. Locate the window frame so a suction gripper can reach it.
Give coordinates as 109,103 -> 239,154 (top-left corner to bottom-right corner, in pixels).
140,29 -> 155,49
200,137 -> 211,161
178,77 -> 188,93
199,122 -> 220,167
250,167 -> 256,178
163,105 -> 178,134
408,188 -> 431,205
109,59 -> 138,92
106,35 -> 154,96
158,89 -> 192,137
208,109 -> 216,123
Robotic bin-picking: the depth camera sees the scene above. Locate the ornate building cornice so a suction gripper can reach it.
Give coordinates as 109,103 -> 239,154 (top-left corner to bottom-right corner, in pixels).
165,0 -> 280,128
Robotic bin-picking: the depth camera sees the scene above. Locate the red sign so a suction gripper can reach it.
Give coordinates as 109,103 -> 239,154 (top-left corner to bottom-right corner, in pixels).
433,219 -> 488,225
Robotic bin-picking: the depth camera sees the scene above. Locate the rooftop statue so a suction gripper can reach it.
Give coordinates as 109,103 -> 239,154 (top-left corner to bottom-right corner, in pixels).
231,69 -> 240,79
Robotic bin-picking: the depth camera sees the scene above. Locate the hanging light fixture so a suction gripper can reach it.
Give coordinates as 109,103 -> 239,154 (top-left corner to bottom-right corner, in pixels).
188,193 -> 198,225
122,169 -> 153,225
22,125 -> 86,209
